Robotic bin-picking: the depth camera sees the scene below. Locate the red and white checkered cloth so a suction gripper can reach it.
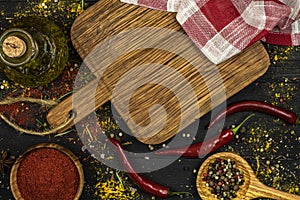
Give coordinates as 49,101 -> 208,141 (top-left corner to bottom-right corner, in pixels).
120,0 -> 300,64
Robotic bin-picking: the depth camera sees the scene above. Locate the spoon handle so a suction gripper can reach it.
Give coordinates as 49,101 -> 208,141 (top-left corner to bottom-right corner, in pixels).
249,181 -> 300,200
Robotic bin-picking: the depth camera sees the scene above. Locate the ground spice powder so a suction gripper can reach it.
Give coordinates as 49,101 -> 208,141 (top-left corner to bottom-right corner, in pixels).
16,148 -> 80,200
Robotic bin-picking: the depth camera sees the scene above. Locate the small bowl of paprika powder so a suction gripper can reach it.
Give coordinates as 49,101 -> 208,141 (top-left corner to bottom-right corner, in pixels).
10,143 -> 84,200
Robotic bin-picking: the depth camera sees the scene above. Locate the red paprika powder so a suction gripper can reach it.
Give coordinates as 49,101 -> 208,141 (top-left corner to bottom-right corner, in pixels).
16,147 -> 81,200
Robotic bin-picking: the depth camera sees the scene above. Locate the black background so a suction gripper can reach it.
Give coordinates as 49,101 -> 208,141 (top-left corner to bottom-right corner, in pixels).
0,1 -> 299,200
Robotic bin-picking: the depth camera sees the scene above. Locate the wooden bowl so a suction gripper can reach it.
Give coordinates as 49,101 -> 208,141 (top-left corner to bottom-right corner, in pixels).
10,143 -> 84,200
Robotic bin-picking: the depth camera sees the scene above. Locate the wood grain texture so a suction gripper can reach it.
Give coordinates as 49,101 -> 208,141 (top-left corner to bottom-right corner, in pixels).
196,152 -> 300,200
47,0 -> 270,144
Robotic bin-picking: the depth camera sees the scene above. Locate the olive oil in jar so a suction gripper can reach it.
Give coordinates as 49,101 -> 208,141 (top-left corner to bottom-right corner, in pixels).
0,16 -> 68,87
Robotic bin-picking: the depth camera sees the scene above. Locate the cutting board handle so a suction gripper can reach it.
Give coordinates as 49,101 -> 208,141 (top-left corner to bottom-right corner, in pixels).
47,79 -> 111,132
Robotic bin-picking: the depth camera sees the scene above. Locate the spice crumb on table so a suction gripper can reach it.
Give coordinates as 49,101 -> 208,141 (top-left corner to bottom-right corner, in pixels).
225,119 -> 300,196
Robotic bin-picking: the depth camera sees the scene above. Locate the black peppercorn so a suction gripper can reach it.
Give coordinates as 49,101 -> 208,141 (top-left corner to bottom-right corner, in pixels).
203,158 -> 244,200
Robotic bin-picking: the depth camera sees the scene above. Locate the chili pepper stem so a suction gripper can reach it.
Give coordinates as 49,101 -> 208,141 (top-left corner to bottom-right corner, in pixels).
295,118 -> 300,125
81,0 -> 85,10
116,170 -> 125,190
231,114 -> 255,135
168,191 -> 193,197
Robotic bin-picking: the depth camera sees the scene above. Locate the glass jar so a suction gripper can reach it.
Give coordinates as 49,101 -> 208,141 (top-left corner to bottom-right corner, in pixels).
0,16 -> 68,87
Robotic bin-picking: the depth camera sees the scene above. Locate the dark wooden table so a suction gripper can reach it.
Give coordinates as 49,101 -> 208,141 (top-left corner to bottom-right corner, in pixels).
0,1 -> 299,200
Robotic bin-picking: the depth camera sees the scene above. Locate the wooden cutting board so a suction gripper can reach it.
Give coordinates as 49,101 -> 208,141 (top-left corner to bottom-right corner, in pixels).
46,0 -> 270,144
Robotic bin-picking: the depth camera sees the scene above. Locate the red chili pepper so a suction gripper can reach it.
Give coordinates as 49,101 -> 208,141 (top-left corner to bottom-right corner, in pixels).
207,100 -> 300,129
109,138 -> 191,198
155,114 -> 253,157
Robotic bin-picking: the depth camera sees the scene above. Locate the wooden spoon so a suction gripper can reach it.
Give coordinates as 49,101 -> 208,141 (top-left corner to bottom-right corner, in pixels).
196,152 -> 300,200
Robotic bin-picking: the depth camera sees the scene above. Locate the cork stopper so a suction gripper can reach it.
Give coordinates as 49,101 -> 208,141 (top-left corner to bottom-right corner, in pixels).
2,36 -> 27,58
